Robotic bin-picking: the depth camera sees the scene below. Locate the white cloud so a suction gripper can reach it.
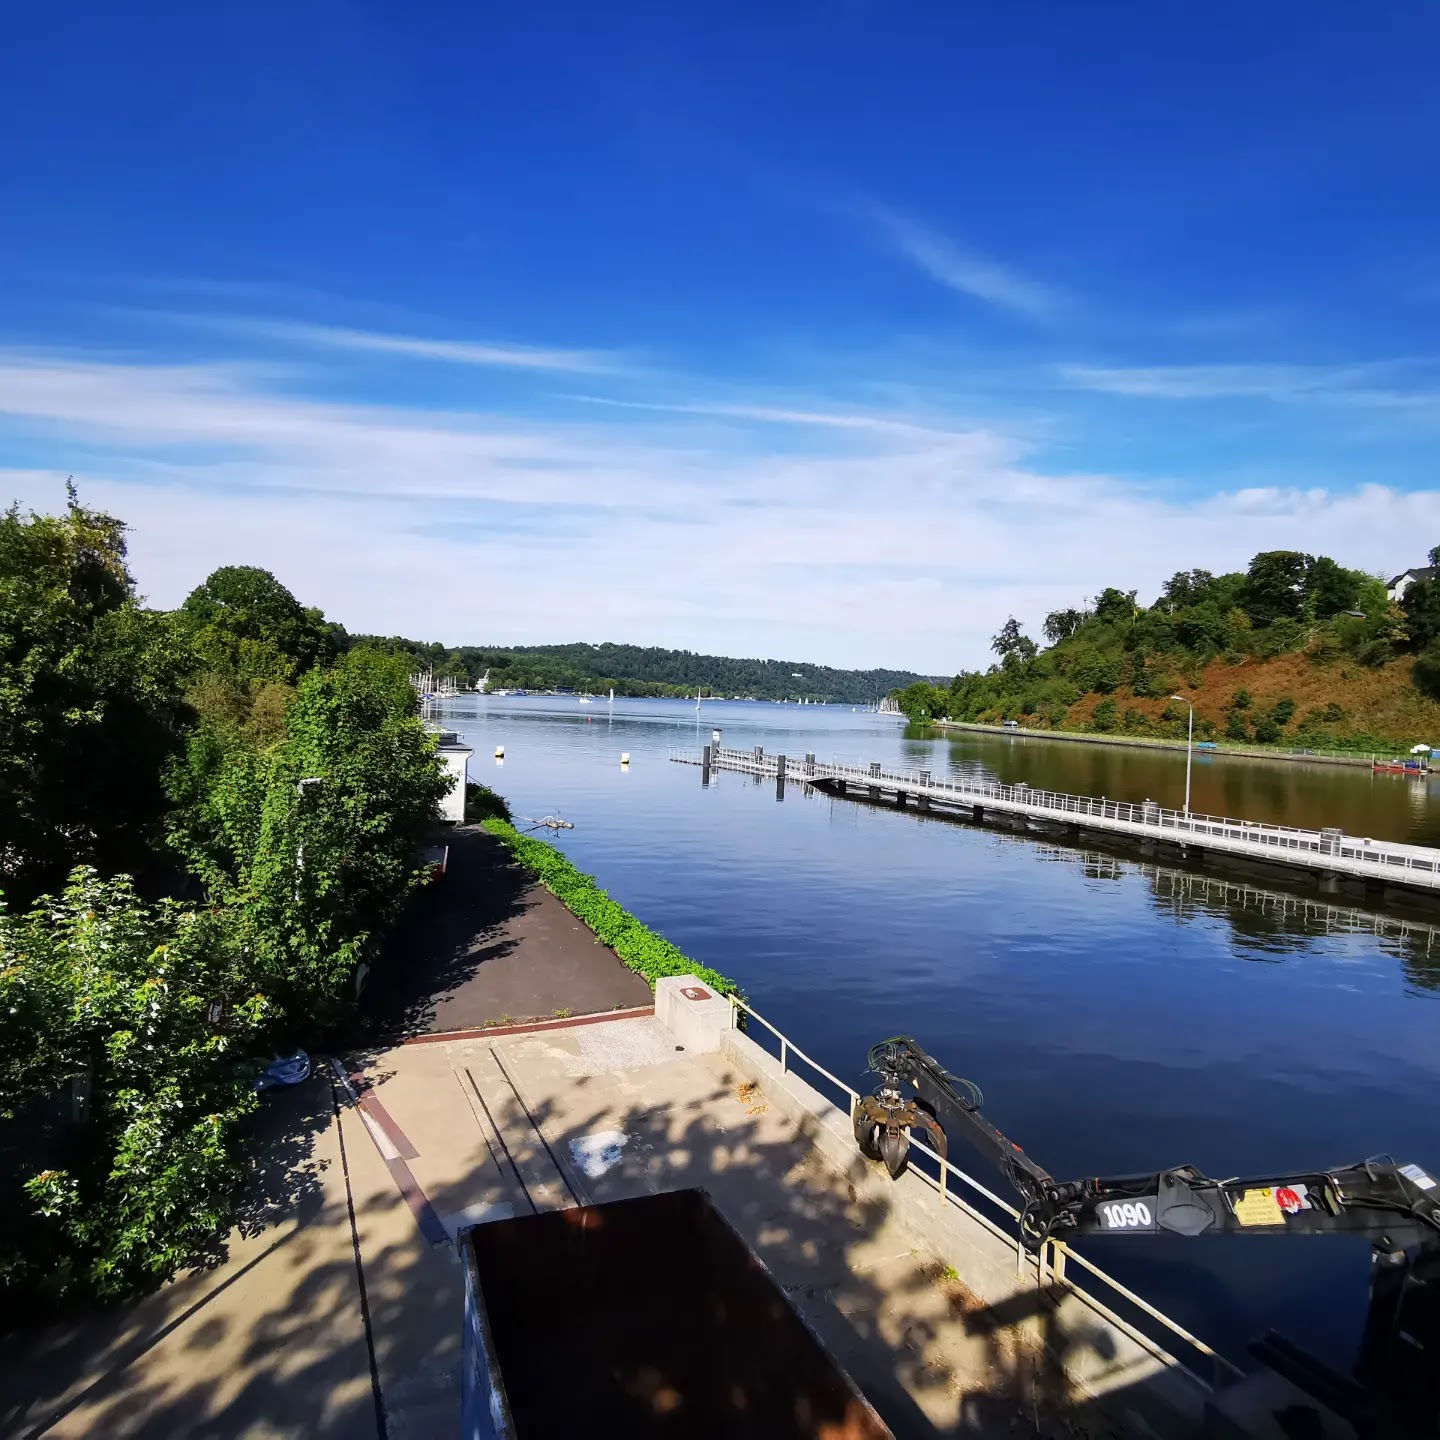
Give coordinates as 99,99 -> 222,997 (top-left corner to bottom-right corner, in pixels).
1058,360 -> 1440,409
177,317 -> 619,374
867,205 -> 1064,320
4,346 -> 1440,672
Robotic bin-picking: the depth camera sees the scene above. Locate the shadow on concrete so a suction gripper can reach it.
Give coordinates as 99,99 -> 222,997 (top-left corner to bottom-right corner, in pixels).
364,826 -> 652,1041
0,1075 -> 375,1440
2,1037 -> 1210,1439
405,1045 -> 1153,1439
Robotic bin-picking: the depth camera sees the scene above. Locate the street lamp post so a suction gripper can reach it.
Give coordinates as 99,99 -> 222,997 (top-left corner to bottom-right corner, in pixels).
1170,695 -> 1194,816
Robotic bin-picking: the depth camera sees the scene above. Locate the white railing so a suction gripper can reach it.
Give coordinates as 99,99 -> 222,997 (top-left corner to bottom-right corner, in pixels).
727,993 -> 1242,1392
675,746 -> 1440,887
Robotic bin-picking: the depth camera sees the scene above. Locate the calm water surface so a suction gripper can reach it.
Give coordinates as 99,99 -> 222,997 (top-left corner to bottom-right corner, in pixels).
440,696 -> 1440,1369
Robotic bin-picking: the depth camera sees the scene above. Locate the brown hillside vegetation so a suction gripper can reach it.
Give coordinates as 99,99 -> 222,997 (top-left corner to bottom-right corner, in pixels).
1064,653 -> 1440,748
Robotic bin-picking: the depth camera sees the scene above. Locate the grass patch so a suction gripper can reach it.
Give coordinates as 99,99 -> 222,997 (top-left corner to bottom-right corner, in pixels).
480,817 -> 737,996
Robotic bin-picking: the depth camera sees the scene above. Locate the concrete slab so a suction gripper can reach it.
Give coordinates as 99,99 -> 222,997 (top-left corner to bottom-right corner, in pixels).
333,1023 -> 1078,1439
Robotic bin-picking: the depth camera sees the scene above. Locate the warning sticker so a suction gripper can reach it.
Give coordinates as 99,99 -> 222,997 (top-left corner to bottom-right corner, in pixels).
1232,1187 -> 1285,1227
1274,1184 -> 1311,1214
1400,1164 -> 1436,1192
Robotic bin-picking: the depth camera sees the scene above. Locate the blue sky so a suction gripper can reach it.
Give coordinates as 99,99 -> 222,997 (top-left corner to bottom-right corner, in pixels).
3,3 -> 1440,670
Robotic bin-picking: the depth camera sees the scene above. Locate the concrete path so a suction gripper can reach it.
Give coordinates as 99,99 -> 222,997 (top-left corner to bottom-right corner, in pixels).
365,825 -> 653,1037
3,1018 -> 1100,1439
0,1083 -> 379,1440
333,1018 -> 1068,1439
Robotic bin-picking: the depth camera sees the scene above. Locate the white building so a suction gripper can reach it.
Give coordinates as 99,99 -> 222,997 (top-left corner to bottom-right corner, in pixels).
428,725 -> 473,824
1386,566 -> 1440,602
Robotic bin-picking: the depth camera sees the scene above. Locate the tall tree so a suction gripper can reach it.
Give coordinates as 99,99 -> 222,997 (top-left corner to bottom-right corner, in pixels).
991,618 -> 1038,663
179,566 -> 335,688
1042,608 -> 1083,643
0,494 -> 192,904
1241,550 -> 1311,626
1302,555 -> 1362,620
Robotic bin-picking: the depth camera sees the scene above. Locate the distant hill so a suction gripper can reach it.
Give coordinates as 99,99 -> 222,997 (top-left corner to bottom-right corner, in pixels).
346,635 -> 930,705
893,549 -> 1440,750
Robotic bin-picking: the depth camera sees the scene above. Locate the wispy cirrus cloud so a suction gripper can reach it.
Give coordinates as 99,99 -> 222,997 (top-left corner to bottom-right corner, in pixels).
170,315 -> 621,374
865,204 -> 1065,321
1059,359 -> 1440,408
6,334 -> 1440,671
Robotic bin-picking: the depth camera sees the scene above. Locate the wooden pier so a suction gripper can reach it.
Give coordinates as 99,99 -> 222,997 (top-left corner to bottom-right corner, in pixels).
670,745 -> 1440,898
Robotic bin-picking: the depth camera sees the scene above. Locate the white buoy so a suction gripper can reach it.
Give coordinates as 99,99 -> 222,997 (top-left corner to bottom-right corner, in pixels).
495,745 -> 505,758
620,752 -> 630,765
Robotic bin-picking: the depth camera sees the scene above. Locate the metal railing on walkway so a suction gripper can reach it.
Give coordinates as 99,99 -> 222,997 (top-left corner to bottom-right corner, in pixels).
672,745 -> 1440,892
727,994 -> 1242,1393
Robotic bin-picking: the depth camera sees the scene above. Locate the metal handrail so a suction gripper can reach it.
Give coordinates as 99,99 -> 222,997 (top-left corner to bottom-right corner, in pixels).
726,992 -> 1242,1390
684,747 -> 1440,879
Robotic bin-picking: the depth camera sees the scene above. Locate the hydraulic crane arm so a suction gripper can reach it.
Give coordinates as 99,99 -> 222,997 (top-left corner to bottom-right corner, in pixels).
852,1036 -> 1440,1437
853,1036 -> 1440,1252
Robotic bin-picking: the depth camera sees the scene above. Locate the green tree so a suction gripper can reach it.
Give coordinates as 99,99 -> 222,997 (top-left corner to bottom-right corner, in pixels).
1091,698 -> 1117,732
168,648 -> 450,1031
1042,608 -> 1084,643
0,868 -> 268,1305
1241,551 -> 1311,626
990,618 -> 1038,664
1093,588 -> 1137,624
1175,601 -> 1226,652
894,681 -> 947,722
179,566 -> 335,688
1159,569 -> 1215,609
1402,578 -> 1440,650
1414,642 -> 1440,701
1303,556 -> 1362,620
0,494 -> 194,905
1226,710 -> 1250,741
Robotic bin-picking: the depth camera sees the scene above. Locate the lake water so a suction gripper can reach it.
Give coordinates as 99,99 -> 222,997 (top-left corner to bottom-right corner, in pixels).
437,694 -> 1440,1372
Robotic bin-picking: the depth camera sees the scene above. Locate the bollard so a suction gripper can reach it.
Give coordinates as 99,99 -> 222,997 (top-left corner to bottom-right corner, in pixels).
776,754 -> 787,780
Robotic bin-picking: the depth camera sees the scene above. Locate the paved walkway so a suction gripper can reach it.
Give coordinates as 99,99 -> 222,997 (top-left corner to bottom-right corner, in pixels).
365,825 -> 653,1037
2,1017 -> 1079,1439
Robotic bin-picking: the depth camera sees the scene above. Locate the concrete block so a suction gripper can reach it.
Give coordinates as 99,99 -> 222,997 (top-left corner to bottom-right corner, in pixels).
654,975 -> 732,1054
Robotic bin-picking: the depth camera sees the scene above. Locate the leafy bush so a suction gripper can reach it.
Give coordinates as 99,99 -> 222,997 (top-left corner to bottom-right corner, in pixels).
1091,698 -> 1117,732
1225,711 -> 1249,741
1414,642 -> 1440,701
481,819 -> 735,996
466,782 -> 512,822
1253,716 -> 1282,744
0,869 -> 267,1306
1270,697 -> 1296,728
1230,688 -> 1252,711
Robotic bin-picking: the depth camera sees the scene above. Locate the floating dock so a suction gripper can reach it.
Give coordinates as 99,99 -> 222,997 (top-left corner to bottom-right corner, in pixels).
672,744 -> 1440,897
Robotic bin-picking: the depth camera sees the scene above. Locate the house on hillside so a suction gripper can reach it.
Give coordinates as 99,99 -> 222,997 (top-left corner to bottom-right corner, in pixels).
1387,566 -> 1440,602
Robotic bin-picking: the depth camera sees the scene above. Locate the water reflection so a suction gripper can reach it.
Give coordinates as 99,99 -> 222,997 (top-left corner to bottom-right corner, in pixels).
1032,843 -> 1440,988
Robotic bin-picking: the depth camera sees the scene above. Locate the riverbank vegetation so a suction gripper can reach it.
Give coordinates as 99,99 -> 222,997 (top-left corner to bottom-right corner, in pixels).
478,816 -> 735,996
0,492 -> 447,1307
895,550 -> 1440,750
350,636 -> 926,705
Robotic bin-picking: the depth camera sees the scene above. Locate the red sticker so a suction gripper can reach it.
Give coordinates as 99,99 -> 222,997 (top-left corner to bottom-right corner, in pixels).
1275,1185 -> 1308,1214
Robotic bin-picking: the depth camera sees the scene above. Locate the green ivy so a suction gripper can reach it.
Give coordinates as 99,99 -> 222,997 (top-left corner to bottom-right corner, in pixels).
480,819 -> 736,996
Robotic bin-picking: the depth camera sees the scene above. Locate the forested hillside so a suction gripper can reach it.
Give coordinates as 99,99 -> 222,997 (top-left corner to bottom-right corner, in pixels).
348,636 -> 927,705
894,550 -> 1440,750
